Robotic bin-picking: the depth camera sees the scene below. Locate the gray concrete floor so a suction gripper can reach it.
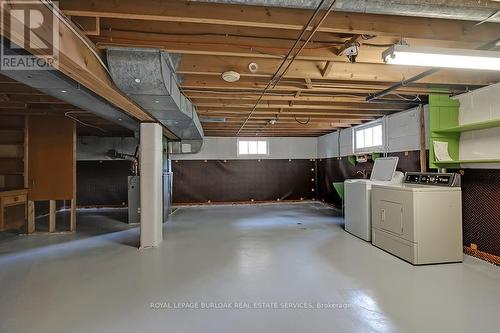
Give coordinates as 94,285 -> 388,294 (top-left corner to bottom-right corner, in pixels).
0,202 -> 499,333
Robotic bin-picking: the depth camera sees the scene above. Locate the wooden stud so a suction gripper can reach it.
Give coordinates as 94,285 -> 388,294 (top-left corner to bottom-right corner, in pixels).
23,115 -> 29,188
70,121 -> 77,232
27,200 -> 35,234
71,16 -> 101,36
70,199 -> 77,232
49,200 -> 56,233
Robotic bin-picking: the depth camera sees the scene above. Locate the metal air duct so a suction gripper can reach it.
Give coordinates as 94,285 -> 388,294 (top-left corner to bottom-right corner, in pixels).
106,48 -> 204,154
0,41 -> 139,133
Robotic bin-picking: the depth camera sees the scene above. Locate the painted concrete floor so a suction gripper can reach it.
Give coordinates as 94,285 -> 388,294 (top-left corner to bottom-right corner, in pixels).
0,203 -> 499,333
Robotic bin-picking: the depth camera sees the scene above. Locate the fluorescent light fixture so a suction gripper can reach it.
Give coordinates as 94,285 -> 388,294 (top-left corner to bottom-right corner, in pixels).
383,44 -> 500,71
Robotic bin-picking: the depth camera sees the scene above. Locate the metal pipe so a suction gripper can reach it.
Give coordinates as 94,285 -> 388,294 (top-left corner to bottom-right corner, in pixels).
366,68 -> 439,102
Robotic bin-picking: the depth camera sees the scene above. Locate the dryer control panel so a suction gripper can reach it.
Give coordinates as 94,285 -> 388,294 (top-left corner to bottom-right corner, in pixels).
404,172 -> 461,187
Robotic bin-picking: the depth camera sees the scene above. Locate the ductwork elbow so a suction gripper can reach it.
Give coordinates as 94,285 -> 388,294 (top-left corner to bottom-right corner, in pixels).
106,47 -> 204,153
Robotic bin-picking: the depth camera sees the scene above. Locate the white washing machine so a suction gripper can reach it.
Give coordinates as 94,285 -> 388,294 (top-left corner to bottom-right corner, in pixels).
371,172 -> 463,265
344,157 -> 403,241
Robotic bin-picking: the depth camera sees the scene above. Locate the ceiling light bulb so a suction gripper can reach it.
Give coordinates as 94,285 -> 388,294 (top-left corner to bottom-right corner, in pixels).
134,78 -> 141,83
61,90 -> 67,93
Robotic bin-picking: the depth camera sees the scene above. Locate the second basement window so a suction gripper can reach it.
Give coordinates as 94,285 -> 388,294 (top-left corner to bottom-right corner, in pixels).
238,139 -> 268,155
355,123 -> 383,152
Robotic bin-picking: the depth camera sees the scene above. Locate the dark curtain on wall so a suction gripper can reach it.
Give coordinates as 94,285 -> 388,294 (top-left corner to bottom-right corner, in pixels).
172,159 -> 316,204
71,151 -> 500,261
76,160 -> 133,207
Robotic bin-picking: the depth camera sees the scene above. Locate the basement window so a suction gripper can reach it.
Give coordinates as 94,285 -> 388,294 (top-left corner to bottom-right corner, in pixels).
354,122 -> 384,152
238,139 -> 268,156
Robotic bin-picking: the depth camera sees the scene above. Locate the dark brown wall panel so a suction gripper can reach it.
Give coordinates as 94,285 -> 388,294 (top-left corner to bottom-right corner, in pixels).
172,159 -> 316,204
76,161 -> 132,207
461,169 -> 500,257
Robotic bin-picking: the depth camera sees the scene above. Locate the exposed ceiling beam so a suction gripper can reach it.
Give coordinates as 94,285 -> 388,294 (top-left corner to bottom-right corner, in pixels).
60,0 -> 500,42
177,55 -> 500,86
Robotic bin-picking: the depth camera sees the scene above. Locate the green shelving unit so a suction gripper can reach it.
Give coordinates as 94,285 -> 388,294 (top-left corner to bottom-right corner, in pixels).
429,94 -> 500,168
434,159 -> 500,165
434,119 -> 500,134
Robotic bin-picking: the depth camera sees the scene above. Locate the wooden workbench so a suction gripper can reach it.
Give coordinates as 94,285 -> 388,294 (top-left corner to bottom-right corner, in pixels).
0,188 -> 28,232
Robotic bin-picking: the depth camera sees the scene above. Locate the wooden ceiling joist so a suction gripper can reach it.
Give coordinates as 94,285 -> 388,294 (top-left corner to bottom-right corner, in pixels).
6,0 -> 497,137
60,0 -> 500,42
177,55 -> 500,86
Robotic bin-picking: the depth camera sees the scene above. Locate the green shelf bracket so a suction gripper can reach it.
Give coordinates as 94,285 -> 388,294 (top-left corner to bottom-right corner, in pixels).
429,93 -> 460,169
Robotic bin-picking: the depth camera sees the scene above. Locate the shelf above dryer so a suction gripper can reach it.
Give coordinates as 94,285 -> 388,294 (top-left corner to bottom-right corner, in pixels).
434,118 -> 500,134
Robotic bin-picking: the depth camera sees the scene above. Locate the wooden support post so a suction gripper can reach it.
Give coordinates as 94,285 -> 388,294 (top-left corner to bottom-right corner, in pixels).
49,200 -> 56,233
70,199 -> 76,232
70,122 -> 77,232
419,104 -> 427,172
0,203 -> 4,232
27,200 -> 35,234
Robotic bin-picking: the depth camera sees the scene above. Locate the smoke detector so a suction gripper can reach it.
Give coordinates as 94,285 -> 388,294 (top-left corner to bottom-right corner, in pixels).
222,71 -> 241,82
248,62 -> 259,73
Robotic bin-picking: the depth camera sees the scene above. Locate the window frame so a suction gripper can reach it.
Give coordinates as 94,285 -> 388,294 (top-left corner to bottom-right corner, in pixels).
237,138 -> 270,157
353,121 -> 385,153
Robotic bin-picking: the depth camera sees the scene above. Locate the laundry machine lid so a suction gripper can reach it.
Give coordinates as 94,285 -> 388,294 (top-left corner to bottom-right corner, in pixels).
370,157 -> 399,181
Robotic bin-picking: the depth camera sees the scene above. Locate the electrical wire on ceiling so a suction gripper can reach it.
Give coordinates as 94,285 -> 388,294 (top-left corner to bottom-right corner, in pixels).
294,115 -> 310,125
236,0 -> 337,135
99,27 -> 350,45
64,111 -> 107,133
394,94 -> 421,101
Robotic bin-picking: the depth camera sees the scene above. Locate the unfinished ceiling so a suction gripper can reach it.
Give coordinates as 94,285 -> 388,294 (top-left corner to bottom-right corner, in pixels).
194,0 -> 500,22
60,0 -> 500,137
0,74 -> 134,137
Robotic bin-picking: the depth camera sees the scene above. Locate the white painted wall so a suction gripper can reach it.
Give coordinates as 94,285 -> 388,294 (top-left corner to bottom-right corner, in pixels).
170,137 -> 317,160
317,106 -> 429,158
457,82 -> 500,169
77,105 -> 431,162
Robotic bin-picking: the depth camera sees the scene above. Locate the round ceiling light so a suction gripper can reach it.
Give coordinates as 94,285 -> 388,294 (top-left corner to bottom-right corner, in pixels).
222,71 -> 241,82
